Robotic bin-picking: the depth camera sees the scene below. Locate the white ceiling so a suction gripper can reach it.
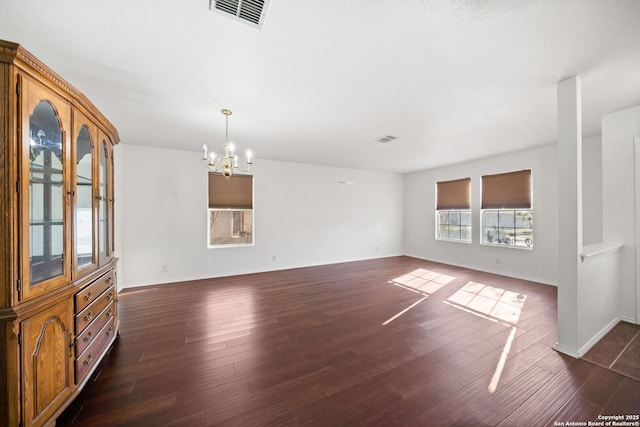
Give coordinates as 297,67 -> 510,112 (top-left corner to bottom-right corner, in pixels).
2,0 -> 640,173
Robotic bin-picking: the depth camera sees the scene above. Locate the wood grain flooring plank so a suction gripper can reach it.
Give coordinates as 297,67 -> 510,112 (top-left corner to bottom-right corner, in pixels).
56,256 -> 639,426
498,360 -> 595,426
404,373 -> 498,426
472,365 -> 555,425
494,341 -> 556,388
535,348 -> 578,374
542,394 -> 601,427
165,411 -> 206,427
450,412 -> 492,427
575,365 -> 626,408
71,392 -> 177,427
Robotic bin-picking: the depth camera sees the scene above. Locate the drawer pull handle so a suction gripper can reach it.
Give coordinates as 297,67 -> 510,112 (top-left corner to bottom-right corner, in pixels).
83,331 -> 93,342
107,292 -> 114,301
106,277 -> 112,284
106,310 -> 113,318
84,292 -> 92,301
106,328 -> 113,336
83,353 -> 93,365
84,311 -> 93,322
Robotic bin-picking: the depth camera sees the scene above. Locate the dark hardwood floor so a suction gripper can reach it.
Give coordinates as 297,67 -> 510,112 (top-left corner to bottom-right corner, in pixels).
57,256 -> 640,426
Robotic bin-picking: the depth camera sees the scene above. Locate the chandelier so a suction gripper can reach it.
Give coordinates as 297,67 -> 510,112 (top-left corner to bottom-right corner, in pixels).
202,109 -> 252,179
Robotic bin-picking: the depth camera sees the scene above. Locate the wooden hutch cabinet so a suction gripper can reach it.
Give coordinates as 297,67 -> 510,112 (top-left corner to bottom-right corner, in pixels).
0,40 -> 119,427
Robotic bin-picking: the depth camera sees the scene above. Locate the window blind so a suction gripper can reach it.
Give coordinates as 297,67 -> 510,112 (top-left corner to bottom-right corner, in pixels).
208,173 -> 253,209
436,178 -> 471,210
481,170 -> 531,209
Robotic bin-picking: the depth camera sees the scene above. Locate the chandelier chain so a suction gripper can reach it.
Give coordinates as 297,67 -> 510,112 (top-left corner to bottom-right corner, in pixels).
202,108 -> 252,180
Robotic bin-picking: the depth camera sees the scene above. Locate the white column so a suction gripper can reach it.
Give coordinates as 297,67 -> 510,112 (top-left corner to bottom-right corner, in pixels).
555,76 -> 583,356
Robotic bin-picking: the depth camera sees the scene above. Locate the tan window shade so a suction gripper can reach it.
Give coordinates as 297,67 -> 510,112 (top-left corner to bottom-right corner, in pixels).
208,173 -> 253,209
437,178 -> 471,210
481,170 -> 531,209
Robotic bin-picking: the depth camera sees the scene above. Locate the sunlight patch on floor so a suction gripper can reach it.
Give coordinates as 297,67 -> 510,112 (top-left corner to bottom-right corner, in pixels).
445,281 -> 527,393
488,326 -> 517,393
391,268 -> 455,295
445,281 -> 526,325
382,296 -> 428,325
383,269 -> 456,325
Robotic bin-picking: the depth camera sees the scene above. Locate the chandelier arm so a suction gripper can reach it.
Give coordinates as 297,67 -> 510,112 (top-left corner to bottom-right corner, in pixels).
204,157 -> 222,172
201,108 -> 252,178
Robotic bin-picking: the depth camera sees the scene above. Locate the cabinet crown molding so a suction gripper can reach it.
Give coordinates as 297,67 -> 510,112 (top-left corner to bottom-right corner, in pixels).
0,39 -> 120,144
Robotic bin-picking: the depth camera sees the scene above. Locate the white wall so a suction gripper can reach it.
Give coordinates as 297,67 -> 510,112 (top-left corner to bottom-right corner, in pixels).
582,135 -> 602,246
404,144 -> 559,285
116,144 -> 404,288
602,105 -> 640,323
569,132 -> 620,356
576,250 -> 622,352
555,105 -> 640,356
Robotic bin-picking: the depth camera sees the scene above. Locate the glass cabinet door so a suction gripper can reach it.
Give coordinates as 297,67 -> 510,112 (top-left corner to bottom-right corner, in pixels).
20,76 -> 71,300
73,115 -> 97,276
98,136 -> 109,264
29,101 -> 64,283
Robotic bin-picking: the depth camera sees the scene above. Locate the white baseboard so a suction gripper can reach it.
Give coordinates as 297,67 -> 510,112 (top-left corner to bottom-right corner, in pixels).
576,316 -> 622,357
555,317 -> 625,358
620,315 -> 638,324
552,343 -> 581,358
555,317 -> 635,359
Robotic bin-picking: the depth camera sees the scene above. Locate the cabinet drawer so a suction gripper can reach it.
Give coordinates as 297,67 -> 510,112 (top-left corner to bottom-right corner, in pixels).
76,271 -> 114,313
75,300 -> 115,355
75,317 -> 116,384
76,285 -> 115,334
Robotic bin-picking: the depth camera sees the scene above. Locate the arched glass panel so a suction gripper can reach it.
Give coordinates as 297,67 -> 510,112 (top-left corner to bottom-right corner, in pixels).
29,100 -> 64,284
76,125 -> 93,268
98,140 -> 107,259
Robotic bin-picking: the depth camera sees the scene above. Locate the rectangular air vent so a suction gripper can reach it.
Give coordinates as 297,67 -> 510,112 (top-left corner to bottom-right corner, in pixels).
377,135 -> 398,143
210,0 -> 270,29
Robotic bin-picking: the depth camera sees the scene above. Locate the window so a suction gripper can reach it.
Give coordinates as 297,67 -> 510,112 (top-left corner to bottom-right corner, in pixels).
481,170 -> 532,248
208,173 -> 254,247
436,178 -> 471,242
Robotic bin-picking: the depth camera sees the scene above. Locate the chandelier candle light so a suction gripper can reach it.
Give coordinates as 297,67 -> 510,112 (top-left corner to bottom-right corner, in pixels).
202,108 -> 252,180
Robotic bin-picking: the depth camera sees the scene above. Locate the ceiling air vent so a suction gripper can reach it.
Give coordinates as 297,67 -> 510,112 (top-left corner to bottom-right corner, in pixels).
210,0 -> 270,29
377,135 -> 398,143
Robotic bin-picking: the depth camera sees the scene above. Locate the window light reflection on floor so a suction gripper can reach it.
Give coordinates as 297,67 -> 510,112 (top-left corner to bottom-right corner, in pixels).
385,272 -> 528,393
445,281 -> 527,393
383,269 -> 455,325
391,268 -> 455,295
445,281 -> 526,325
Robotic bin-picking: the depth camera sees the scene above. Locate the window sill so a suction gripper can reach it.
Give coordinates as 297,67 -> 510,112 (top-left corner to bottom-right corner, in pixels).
208,243 -> 255,249
480,242 -> 533,250
436,238 -> 472,244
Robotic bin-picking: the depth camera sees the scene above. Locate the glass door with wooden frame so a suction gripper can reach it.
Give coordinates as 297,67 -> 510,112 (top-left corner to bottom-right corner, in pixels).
19,75 -> 72,301
97,134 -> 111,266
72,114 -> 98,278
